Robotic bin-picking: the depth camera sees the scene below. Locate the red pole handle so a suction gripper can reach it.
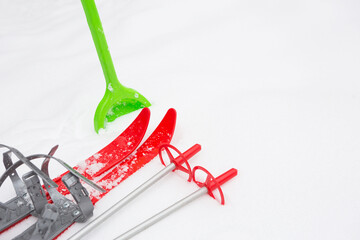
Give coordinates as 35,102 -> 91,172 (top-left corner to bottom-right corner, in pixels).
209,168 -> 238,191
173,144 -> 201,166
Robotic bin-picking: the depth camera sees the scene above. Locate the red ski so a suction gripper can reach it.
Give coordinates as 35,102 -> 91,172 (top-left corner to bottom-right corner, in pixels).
0,108 -> 150,235
54,108 -> 176,203
1,108 -> 177,238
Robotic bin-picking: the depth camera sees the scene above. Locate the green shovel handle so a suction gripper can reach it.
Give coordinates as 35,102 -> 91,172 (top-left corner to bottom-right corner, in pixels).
81,0 -> 123,91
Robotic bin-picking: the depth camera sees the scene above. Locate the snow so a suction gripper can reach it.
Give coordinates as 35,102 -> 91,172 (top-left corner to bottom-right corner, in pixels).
85,161 -> 106,176
1,0 -> 360,240
108,83 -> 113,92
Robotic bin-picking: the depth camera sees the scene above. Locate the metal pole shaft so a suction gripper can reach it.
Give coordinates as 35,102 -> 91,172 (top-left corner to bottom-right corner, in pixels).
114,187 -> 208,240
68,163 -> 176,240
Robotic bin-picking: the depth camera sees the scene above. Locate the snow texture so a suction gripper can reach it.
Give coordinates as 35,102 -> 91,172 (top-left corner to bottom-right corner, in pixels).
1,0 -> 360,240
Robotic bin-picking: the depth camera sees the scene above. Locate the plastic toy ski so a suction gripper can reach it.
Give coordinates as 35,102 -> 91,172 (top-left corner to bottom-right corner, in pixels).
54,108 -> 177,204
0,108 -> 177,239
0,107 -> 150,233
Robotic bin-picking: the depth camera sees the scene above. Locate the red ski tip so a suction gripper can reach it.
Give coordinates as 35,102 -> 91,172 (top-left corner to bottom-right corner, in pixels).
93,107 -> 151,177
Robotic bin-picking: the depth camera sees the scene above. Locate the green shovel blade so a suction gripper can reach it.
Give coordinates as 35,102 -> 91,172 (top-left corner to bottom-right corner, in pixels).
81,0 -> 151,133
94,87 -> 151,132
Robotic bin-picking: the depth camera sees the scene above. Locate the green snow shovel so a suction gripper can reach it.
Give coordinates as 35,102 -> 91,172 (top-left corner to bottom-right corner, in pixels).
81,0 -> 151,133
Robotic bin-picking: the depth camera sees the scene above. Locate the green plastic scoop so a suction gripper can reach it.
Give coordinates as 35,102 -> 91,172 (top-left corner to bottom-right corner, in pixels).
81,0 -> 151,133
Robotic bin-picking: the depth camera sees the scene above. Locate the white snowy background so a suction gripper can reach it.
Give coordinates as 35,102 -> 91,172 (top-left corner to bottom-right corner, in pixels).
1,0 -> 360,239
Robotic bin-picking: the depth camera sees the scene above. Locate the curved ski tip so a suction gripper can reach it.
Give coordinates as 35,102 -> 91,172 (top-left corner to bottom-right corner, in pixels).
135,107 -> 151,123
141,107 -> 151,115
166,108 -> 177,118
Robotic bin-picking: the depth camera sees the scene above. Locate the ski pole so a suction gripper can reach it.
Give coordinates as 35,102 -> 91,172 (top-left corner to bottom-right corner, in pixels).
114,167 -> 237,240
68,144 -> 201,240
